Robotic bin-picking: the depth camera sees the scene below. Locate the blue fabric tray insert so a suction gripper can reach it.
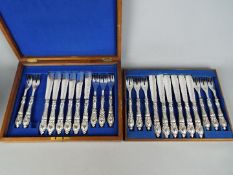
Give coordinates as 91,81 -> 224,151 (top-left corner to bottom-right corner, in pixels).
6,64 -> 118,137
125,69 -> 233,139
0,0 -> 117,56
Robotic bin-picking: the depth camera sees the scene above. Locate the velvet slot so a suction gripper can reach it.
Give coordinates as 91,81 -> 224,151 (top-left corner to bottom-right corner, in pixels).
125,69 -> 233,139
6,64 -> 118,137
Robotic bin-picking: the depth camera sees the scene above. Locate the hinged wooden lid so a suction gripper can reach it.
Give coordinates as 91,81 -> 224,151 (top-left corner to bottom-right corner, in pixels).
0,0 -> 122,63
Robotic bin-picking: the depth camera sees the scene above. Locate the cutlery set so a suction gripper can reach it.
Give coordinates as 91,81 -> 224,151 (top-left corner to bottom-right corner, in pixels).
38,72 -> 115,135
126,74 -> 229,139
15,75 -> 40,128
15,72 -> 115,136
10,70 -> 232,140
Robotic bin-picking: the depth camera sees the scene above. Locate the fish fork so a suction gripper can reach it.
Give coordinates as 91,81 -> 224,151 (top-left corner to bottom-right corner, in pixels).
208,78 -> 227,130
15,75 -> 32,128
141,78 -> 152,130
134,78 -> 143,130
107,75 -> 115,127
98,76 -> 108,127
200,78 -> 219,130
193,78 -> 210,130
90,75 -> 99,127
23,75 -> 40,128
126,78 -> 134,130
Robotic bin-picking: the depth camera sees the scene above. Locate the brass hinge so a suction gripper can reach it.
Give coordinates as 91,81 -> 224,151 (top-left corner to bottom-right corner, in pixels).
27,58 -> 38,63
102,57 -> 113,62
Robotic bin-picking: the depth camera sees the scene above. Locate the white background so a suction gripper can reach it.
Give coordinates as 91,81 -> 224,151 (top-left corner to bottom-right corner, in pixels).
0,0 -> 233,175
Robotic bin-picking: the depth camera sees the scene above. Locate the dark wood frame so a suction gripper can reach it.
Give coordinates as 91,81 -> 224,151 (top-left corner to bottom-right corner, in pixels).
0,0 -> 123,142
123,68 -> 233,141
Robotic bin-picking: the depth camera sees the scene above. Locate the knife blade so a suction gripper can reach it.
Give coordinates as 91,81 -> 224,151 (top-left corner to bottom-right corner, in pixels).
84,72 -> 92,99
171,75 -> 181,103
186,75 -> 196,103
163,75 -> 172,103
157,74 -> 165,103
178,75 -> 188,103
149,75 -> 157,102
45,73 -> 54,100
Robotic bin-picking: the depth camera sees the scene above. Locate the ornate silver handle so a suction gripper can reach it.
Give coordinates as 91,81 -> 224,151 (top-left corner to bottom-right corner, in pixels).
153,102 -> 161,137
161,103 -> 170,138
168,103 -> 178,138
199,98 -> 210,130
193,102 -> 204,138
73,100 -> 81,134
107,91 -> 114,127
99,91 -> 106,127
144,98 -> 152,130
127,98 -> 134,130
91,93 -> 98,127
184,103 -> 195,138
136,98 -> 143,130
23,96 -> 35,128
64,100 -> 73,134
56,100 -> 65,134
177,102 -> 186,138
81,99 -> 89,134
207,99 -> 219,130
39,100 -> 50,135
47,100 -> 57,135
15,96 -> 26,128
215,98 -> 227,130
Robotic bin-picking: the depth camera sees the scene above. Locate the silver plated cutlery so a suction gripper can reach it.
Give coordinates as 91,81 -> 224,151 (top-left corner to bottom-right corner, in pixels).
149,75 -> 161,137
39,73 -> 54,135
107,75 -> 115,127
126,78 -> 134,130
157,75 -> 170,138
208,79 -> 227,130
64,73 -> 76,134
81,72 -> 92,134
200,79 -> 219,130
171,75 -> 187,138
141,78 -> 152,130
193,79 -> 210,130
98,76 -> 108,127
186,75 -> 204,138
47,73 -> 61,135
56,73 -> 69,134
134,79 -> 143,131
23,75 -> 40,128
73,72 -> 84,134
90,75 -> 99,127
15,75 -> 32,128
178,75 -> 195,138
164,75 -> 178,138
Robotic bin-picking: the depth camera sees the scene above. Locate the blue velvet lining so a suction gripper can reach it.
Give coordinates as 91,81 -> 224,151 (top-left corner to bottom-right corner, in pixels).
125,70 -> 233,139
0,0 -> 117,56
6,64 -> 118,137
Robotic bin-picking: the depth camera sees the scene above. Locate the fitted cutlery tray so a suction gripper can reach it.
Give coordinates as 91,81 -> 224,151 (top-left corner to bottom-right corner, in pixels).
1,63 -> 123,141
124,69 -> 233,141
